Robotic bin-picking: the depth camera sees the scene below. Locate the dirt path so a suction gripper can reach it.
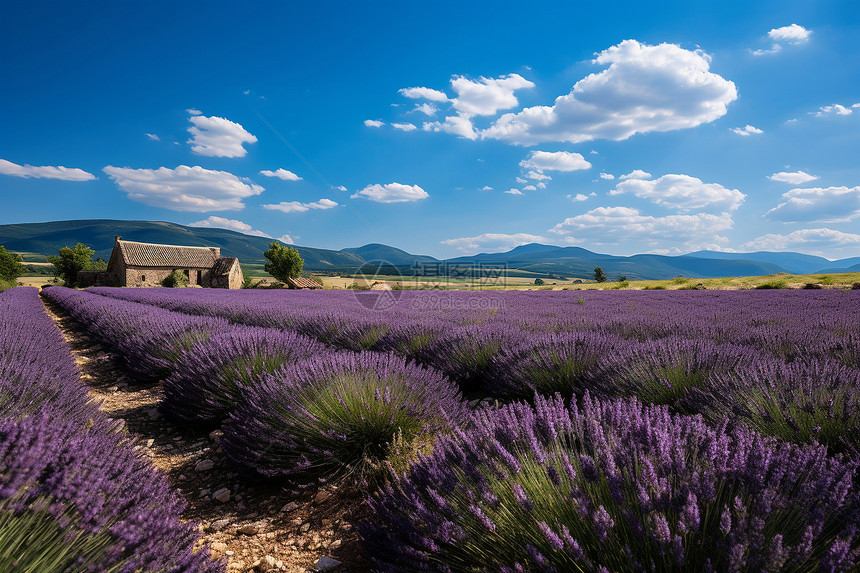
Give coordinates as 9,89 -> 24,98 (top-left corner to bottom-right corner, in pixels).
42,296 -> 367,573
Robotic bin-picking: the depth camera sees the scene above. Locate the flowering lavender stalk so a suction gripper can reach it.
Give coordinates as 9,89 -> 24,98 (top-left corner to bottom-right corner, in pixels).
361,393 -> 858,571
221,351 -> 465,485
0,413 -> 223,572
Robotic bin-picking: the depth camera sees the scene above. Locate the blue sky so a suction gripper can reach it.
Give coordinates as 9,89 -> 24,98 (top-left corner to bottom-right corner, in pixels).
1,1 -> 859,259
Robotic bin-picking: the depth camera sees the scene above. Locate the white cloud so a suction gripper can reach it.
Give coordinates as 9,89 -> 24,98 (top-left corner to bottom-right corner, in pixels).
768,170 -> 818,184
450,74 -> 535,117
769,24 -> 812,45
752,45 -> 782,57
187,114 -> 257,158
391,122 -> 417,132
766,186 -> 860,223
414,103 -> 438,116
519,150 -> 591,172
814,104 -> 853,117
570,193 -> 589,201
481,185 -> 493,191
423,115 -> 477,139
399,86 -> 450,102
276,234 -> 295,245
731,125 -> 763,136
551,206 -> 734,246
104,165 -> 264,212
522,185 -> 537,191
263,198 -> 338,213
525,170 -> 552,181
441,232 -> 550,253
516,177 -> 528,184
364,119 -> 384,128
600,172 -> 615,180
742,228 -> 860,253
186,108 -> 202,116
484,40 -> 737,145
505,188 -> 523,195
336,185 -> 348,192
259,168 -> 302,181
0,159 -> 95,181
611,173 -> 745,212
145,133 -> 160,141
619,169 -> 652,181
189,216 -> 270,237
351,182 -> 429,203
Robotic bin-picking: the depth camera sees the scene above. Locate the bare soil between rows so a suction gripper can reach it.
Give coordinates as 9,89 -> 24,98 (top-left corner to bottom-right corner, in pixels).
42,296 -> 370,573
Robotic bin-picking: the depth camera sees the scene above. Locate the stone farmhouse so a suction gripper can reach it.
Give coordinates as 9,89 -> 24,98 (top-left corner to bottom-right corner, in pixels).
79,236 -> 243,289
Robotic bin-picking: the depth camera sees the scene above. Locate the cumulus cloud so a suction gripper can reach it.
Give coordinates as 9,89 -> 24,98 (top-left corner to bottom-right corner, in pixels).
600,172 -> 615,180
505,188 -> 523,195
186,108 -> 202,116
364,119 -> 384,128
481,185 -> 493,191
753,24 -> 812,56
104,165 -> 264,212
519,150 -> 591,172
619,169 -> 652,181
263,198 -> 338,213
813,104 -> 854,117
766,186 -> 860,223
276,234 -> 295,245
0,158 -> 95,181
611,173 -> 745,212
522,185 -> 537,191
259,168 -> 302,181
570,193 -> 590,201
483,40 -> 737,145
399,87 -> 450,102
551,206 -> 734,246
768,170 -> 818,184
351,182 -> 429,203
525,170 -> 552,181
769,24 -> 812,45
449,74 -> 535,117
391,122 -> 417,132
187,114 -> 257,158
742,228 -> 860,253
441,232 -> 550,253
731,125 -> 763,136
189,216 -> 270,237
413,103 -> 438,116
423,115 -> 477,139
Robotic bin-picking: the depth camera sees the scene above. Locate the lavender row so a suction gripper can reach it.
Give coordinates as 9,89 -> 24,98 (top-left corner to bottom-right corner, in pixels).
0,287 -> 101,422
0,287 -> 222,572
361,393 -> 860,571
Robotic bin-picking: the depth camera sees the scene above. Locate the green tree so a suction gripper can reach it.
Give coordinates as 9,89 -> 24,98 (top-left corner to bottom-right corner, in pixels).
534,278 -> 544,286
263,241 -> 304,282
162,270 -> 190,288
593,267 -> 607,283
618,275 -> 627,283
0,246 -> 25,282
48,243 -> 96,287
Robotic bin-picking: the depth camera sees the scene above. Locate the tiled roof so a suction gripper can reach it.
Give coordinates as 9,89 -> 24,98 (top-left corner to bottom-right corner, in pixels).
118,240 -> 219,268
287,277 -> 323,289
212,257 -> 239,275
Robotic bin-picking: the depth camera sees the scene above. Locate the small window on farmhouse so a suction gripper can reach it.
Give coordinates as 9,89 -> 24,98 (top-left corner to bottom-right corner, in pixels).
141,275 -> 146,282
184,269 -> 190,278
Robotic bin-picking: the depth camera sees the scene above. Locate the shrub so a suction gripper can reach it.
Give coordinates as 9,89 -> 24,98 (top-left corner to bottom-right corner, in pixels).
601,337 -> 757,410
488,331 -> 629,400
593,267 -> 607,283
534,278 -> 544,286
684,356 -> 860,456
0,414 -> 222,573
221,351 -> 465,485
47,243 -> 96,287
361,393 -> 859,572
161,326 -> 325,425
756,279 -> 789,289
162,270 -> 190,288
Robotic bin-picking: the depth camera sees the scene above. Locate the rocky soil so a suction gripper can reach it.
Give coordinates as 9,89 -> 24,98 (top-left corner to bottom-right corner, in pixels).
43,298 -> 369,573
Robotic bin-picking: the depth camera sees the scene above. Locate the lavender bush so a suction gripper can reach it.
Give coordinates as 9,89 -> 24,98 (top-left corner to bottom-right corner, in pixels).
222,351 -> 466,485
685,356 -> 860,456
161,326 -> 326,424
0,287 -> 101,423
0,413 -> 222,572
361,393 -> 859,572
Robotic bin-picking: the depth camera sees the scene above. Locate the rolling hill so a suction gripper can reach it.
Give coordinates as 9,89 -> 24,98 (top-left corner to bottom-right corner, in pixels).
2,220 -> 858,280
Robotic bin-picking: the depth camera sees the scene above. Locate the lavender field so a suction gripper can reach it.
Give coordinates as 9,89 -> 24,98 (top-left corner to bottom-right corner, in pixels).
5,286 -> 860,571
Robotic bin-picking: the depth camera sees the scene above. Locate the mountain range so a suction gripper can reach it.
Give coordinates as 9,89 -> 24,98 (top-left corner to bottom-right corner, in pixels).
1,219 -> 858,281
